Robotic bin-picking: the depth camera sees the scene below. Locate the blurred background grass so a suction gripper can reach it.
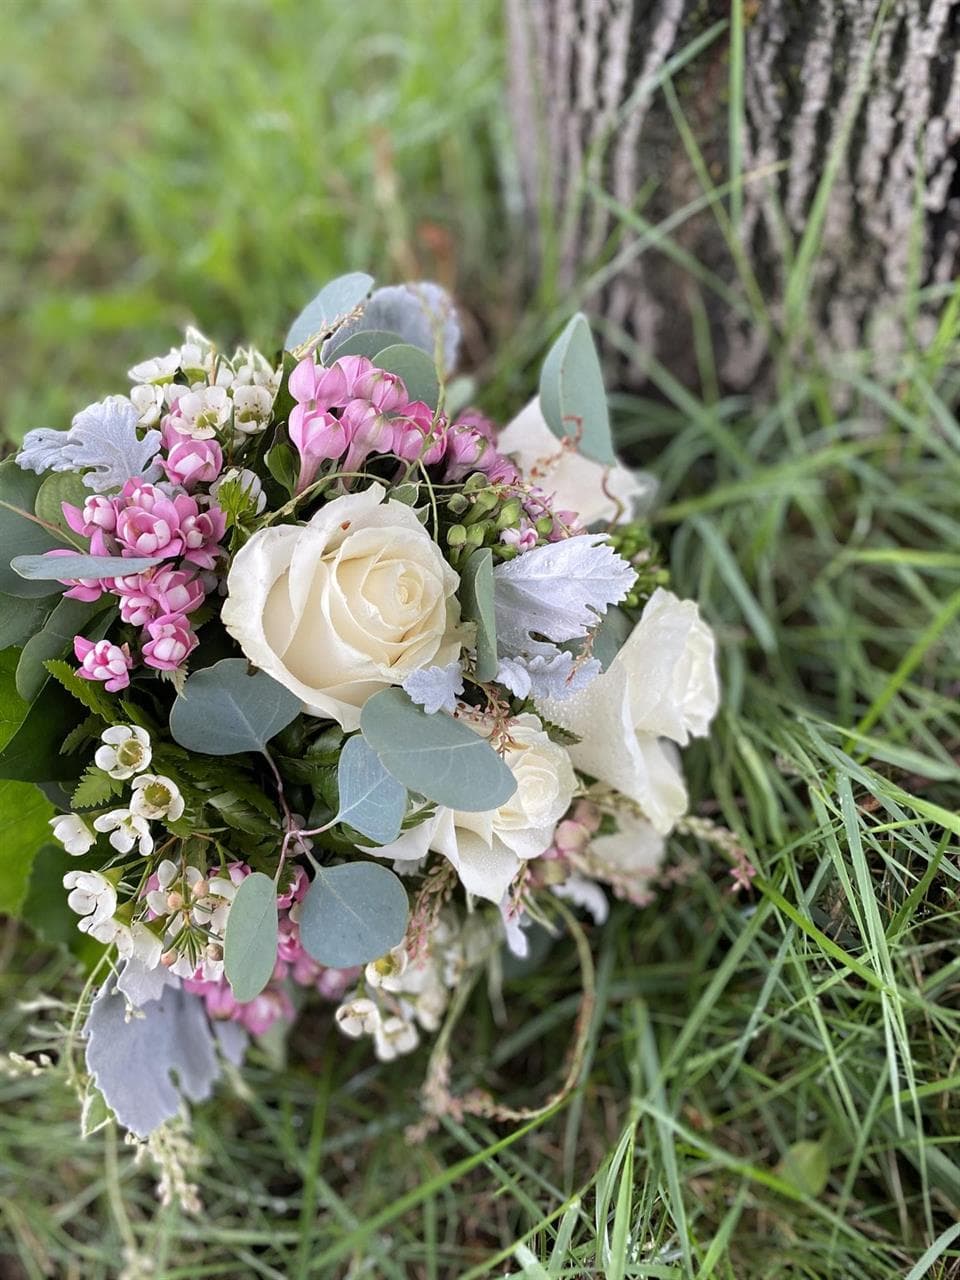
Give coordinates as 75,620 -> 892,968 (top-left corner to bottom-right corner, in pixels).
4,2 -> 960,1278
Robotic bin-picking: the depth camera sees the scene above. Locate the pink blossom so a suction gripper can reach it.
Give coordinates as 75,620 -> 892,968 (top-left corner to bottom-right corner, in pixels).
177,500 -> 227,570
455,408 -> 497,442
340,400 -> 398,473
116,566 -> 205,627
62,493 -> 119,539
114,482 -> 185,559
391,401 -> 446,466
500,524 -> 538,553
184,976 -> 295,1036
161,434 -> 223,490
350,364 -> 408,412
289,406 -> 348,493
141,613 -> 198,670
74,637 -> 133,692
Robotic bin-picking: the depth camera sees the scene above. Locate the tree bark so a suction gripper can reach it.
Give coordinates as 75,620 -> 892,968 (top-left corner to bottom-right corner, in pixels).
506,0 -> 960,390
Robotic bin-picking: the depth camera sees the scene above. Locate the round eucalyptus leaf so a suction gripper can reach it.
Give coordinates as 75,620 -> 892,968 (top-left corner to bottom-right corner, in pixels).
169,658 -> 302,756
539,313 -> 615,465
298,861 -> 408,968
335,734 -> 407,845
460,547 -> 497,681
286,273 -> 374,351
371,344 -> 440,408
324,329 -> 405,361
224,872 -> 279,1004
360,688 -> 516,812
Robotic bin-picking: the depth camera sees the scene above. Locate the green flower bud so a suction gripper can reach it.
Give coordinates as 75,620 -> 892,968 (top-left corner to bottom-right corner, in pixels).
446,524 -> 467,547
496,498 -> 522,529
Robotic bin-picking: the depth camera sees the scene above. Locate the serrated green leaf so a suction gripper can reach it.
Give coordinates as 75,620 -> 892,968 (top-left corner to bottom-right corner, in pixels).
60,713 -> 103,757
206,790 -> 278,836
298,861 -> 408,967
460,546 -> 497,681
224,872 -> 279,1003
360,688 -> 516,812
539,313 -> 615,465
44,658 -> 118,721
71,766 -> 124,810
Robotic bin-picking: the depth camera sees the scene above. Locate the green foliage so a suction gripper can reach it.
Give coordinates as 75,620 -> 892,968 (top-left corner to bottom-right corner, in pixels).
0,653 -> 87,781
460,546 -> 498,680
223,871 -> 279,1003
0,460 -> 63,598
333,734 -> 407,845
43,658 -> 117,721
15,597 -> 111,702
34,471 -> 88,535
70,766 -> 124,811
0,778 -> 53,914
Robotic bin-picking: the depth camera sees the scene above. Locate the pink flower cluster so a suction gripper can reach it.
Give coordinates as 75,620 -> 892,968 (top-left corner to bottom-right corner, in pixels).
59,474 -> 226,691
288,354 -> 521,492
184,868 -> 358,1037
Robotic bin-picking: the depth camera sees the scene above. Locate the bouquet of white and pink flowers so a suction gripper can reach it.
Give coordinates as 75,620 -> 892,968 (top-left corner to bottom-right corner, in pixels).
1,275 -> 719,1137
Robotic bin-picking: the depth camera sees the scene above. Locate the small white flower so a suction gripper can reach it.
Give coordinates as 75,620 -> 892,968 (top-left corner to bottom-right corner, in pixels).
128,351 -> 180,384
129,383 -> 165,427
211,467 -> 267,515
178,329 -> 217,381
93,809 -> 154,856
129,774 -> 184,822
49,814 -> 96,856
364,945 -> 408,990
94,724 -> 152,780
230,346 -> 282,394
231,384 -> 274,434
335,997 -> 381,1039
191,875 -> 237,936
63,871 -> 117,933
374,1014 -> 419,1061
114,921 -> 163,969
412,983 -> 448,1033
173,385 -> 232,438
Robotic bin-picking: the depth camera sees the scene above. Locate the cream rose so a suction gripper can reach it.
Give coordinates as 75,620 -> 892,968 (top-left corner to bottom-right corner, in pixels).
536,588 -> 719,834
497,396 -> 656,525
369,714 -> 576,902
221,483 -> 462,730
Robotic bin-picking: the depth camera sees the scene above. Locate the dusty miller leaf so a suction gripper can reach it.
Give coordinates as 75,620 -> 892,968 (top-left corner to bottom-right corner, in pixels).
496,652 -> 601,701
401,663 -> 464,716
492,535 -> 636,658
19,398 -> 162,493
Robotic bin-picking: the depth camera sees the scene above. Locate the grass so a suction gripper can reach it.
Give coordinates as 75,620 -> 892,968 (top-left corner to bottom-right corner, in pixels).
3,1 -> 960,1277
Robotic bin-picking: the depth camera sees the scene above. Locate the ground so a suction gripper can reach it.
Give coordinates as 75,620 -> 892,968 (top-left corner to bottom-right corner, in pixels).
2,2 -> 960,1278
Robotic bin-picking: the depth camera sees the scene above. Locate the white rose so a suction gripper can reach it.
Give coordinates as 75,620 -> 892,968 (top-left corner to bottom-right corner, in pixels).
536,588 -> 719,834
497,396 -> 656,525
369,714 -> 576,902
221,483 -> 462,730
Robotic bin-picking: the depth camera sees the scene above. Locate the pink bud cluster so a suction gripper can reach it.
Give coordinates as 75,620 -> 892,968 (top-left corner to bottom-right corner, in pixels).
287,354 -> 521,493
183,868 -> 358,1037
57,424 -> 228,691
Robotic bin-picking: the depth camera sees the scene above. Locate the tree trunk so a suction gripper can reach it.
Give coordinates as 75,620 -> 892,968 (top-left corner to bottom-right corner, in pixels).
506,0 -> 960,391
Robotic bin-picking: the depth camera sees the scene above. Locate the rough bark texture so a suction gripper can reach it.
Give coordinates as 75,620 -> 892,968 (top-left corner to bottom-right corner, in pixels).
506,0 -> 960,390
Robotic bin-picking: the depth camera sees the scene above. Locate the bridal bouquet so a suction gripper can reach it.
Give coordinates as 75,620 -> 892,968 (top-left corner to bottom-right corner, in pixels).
1,275 -> 718,1138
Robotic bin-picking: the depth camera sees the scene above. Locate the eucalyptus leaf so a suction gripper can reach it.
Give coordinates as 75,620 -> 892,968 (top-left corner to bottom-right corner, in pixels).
34,471 -> 89,535
286,272 -> 374,351
169,658 -> 302,756
360,688 -> 516,812
334,734 -> 407,844
371,343 -> 440,408
322,281 -> 460,372
12,552 -> 164,581
223,872 -> 279,1003
298,861 -> 408,967
591,604 -> 633,671
460,547 -> 497,681
324,329 -> 405,361
539,313 -> 615,465
0,460 -> 64,598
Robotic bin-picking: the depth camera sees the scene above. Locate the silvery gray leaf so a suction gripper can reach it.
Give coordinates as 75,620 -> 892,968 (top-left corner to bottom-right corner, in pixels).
214,1019 -> 249,1067
84,977 -> 221,1138
493,535 -> 636,658
16,427 -> 78,475
67,396 -> 163,492
496,651 -> 601,701
323,282 -> 461,373
116,957 -> 178,1008
401,661 -> 464,715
